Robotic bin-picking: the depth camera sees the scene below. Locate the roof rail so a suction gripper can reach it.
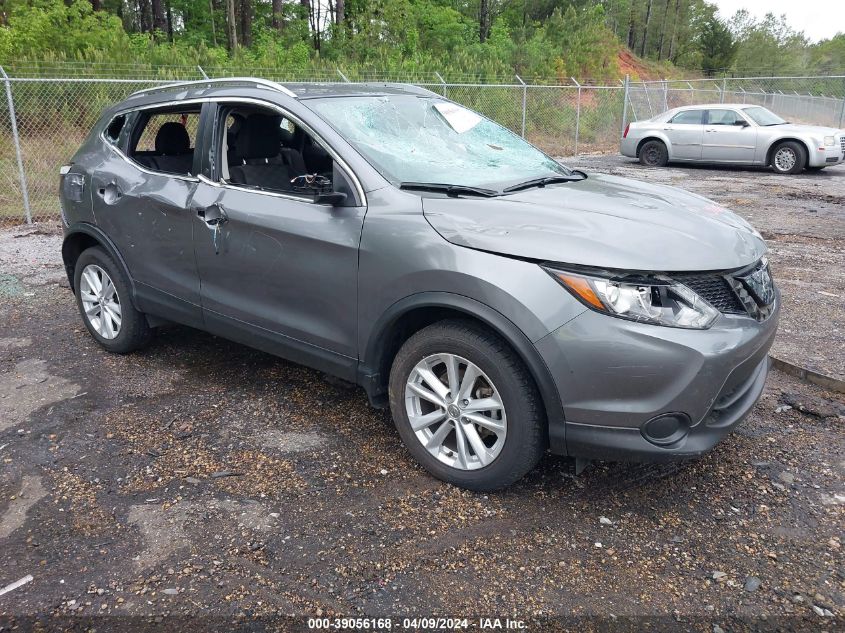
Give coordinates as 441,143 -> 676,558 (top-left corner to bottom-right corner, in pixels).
129,77 -> 297,99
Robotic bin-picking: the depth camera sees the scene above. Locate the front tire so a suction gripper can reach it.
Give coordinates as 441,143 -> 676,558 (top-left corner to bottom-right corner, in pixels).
74,247 -> 151,354
639,139 -> 669,167
771,141 -> 806,174
388,320 -> 545,491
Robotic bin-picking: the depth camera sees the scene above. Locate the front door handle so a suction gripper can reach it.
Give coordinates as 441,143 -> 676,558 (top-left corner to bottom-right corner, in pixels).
197,204 -> 228,226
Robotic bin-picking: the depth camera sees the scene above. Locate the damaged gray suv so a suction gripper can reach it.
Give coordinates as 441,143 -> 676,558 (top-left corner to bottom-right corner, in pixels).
59,79 -> 779,490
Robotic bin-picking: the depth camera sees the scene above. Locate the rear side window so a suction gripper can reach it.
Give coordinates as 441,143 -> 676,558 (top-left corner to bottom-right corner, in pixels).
127,109 -> 201,176
105,115 -> 126,143
670,110 -> 704,125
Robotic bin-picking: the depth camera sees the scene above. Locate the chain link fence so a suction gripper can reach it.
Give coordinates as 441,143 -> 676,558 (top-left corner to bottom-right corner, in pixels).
627,76 -> 845,129
1,66 -> 844,225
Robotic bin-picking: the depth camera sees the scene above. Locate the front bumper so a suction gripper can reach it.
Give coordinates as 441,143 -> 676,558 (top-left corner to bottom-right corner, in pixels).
536,293 -> 780,461
808,143 -> 845,167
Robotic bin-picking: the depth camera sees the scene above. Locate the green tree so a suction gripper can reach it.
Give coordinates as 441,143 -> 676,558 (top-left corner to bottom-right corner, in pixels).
698,13 -> 736,76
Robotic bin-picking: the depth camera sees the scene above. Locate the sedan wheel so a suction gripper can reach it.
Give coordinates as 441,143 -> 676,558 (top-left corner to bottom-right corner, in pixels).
774,147 -> 796,172
638,139 -> 668,167
79,264 -> 122,339
771,141 -> 807,174
405,353 -> 507,471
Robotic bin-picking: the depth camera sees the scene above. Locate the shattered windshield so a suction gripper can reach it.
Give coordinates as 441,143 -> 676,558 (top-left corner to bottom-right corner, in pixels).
308,95 -> 570,190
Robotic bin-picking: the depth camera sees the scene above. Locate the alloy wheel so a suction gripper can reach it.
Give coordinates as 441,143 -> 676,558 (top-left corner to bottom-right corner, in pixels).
404,353 -> 507,471
774,147 -> 796,172
79,264 -> 122,339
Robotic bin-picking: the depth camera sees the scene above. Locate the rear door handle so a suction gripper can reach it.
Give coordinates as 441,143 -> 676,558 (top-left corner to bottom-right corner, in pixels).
97,182 -> 122,204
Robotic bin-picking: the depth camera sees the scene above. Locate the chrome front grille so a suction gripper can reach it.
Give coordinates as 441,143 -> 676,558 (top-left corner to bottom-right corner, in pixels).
840,135 -> 845,153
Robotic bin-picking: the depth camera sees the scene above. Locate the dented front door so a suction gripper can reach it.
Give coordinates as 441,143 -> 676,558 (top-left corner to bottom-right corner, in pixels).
190,181 -> 364,358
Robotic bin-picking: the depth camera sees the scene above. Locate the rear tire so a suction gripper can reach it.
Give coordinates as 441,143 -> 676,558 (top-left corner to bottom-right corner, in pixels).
74,246 -> 152,354
388,319 -> 545,491
639,139 -> 669,167
771,141 -> 807,174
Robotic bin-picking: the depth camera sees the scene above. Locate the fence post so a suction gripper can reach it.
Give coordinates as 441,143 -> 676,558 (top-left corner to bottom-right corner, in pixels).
662,79 -> 668,111
571,77 -> 581,156
515,74 -> 527,138
621,74 -> 630,135
721,77 -> 727,103
0,66 -> 32,225
197,65 -> 209,79
434,71 -> 447,99
839,95 -> 845,128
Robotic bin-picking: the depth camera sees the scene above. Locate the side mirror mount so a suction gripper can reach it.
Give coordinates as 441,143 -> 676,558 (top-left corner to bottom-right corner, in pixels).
736,120 -> 750,127
315,191 -> 347,206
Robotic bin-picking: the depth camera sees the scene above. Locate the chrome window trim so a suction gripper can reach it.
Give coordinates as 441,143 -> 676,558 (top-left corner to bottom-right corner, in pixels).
99,129 -> 200,183
107,96 -> 367,206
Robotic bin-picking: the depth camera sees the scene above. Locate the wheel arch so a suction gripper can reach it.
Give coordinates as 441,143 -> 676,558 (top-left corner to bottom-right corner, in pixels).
357,292 -> 567,453
636,135 -> 669,158
62,223 -> 137,303
765,137 -> 810,167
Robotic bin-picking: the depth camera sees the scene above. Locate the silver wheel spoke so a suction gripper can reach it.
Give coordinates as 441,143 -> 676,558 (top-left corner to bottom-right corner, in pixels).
409,409 -> 447,431
462,422 -> 492,466
464,412 -> 506,434
425,420 -> 453,450
457,364 -> 480,401
101,311 -> 115,338
414,366 -> 449,402
101,276 -> 114,299
85,304 -> 101,317
408,382 -> 446,408
104,300 -> 121,318
454,421 -> 470,469
443,354 -> 461,396
463,396 -> 502,414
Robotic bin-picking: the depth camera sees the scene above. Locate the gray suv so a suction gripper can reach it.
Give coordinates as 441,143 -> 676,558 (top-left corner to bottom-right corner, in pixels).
59,79 -> 779,490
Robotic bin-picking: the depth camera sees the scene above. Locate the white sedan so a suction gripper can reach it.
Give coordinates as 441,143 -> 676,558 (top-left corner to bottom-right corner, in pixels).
621,104 -> 845,174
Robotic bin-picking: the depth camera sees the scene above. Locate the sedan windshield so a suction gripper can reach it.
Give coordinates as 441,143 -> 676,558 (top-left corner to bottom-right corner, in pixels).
742,106 -> 787,126
307,95 -> 570,190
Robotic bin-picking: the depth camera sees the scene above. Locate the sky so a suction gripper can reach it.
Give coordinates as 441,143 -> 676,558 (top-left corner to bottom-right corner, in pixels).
711,0 -> 845,42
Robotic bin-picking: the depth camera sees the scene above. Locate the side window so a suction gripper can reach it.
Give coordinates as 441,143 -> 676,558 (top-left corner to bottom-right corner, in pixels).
127,109 -> 201,176
707,110 -> 742,126
217,104 -> 340,200
104,115 -> 126,144
670,110 -> 703,125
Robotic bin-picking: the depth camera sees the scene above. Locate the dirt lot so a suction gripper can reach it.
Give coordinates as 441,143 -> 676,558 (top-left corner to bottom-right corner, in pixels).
0,160 -> 844,632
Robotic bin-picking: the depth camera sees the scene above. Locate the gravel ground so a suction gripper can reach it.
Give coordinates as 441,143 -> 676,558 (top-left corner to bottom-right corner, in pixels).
0,162 -> 844,632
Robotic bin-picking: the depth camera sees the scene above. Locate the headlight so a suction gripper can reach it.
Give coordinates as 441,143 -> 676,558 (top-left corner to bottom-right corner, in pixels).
544,267 -> 719,329
823,136 -> 835,147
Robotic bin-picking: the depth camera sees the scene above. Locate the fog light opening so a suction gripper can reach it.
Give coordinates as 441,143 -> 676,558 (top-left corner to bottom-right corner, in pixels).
641,413 -> 690,447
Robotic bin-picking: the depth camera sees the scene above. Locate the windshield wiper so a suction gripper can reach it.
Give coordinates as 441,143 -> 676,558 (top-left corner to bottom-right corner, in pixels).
399,182 -> 499,197
502,172 -> 587,193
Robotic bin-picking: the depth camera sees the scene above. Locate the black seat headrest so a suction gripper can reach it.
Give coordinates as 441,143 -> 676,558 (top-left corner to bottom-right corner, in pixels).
238,114 -> 284,160
155,122 -> 190,155
279,127 -> 295,147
